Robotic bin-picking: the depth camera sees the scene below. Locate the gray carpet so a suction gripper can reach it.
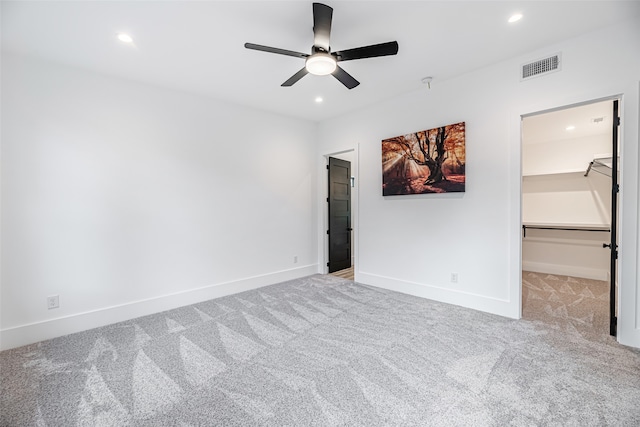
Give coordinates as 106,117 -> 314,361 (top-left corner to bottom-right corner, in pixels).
2,274 -> 640,426
522,271 -> 611,341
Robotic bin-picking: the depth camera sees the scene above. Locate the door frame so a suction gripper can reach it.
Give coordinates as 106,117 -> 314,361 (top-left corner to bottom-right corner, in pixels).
321,147 -> 358,279
327,156 -> 352,273
516,94 -> 623,332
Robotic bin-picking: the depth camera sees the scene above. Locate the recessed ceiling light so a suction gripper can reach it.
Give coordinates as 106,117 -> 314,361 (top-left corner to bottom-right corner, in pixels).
117,33 -> 133,43
508,13 -> 523,23
565,125 -> 576,131
315,97 -> 323,103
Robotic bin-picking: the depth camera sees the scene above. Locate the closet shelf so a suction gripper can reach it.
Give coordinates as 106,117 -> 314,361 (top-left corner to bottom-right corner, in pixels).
584,156 -> 617,177
522,169 -> 586,177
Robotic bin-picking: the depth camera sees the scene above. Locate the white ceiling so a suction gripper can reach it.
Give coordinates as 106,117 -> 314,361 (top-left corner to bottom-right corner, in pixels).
523,100 -> 614,146
2,1 -> 639,122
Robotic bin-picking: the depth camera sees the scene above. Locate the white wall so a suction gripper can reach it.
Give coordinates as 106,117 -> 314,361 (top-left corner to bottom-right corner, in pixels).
522,227 -> 611,280
522,171 -> 611,280
522,172 -> 611,227
317,19 -> 640,347
522,134 -> 610,176
1,54 -> 318,350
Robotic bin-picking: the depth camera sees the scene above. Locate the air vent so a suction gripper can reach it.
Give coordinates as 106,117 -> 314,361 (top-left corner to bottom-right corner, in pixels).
521,53 -> 561,81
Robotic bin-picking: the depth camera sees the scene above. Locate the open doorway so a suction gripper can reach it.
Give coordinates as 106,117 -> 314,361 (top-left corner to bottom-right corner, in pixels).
521,98 -> 620,338
324,150 -> 356,281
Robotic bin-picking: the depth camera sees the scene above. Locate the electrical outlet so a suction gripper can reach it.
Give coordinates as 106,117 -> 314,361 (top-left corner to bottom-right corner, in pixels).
450,273 -> 459,283
47,295 -> 59,310
293,256 -> 298,264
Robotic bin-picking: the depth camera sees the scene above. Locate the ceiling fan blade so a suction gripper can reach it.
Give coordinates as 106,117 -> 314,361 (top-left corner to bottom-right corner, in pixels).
332,66 -> 360,89
244,43 -> 308,59
281,68 -> 309,87
333,41 -> 399,62
313,3 -> 333,52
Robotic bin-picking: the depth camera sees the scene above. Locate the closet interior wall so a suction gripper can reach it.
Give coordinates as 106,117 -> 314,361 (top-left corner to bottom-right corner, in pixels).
522,101 -> 614,281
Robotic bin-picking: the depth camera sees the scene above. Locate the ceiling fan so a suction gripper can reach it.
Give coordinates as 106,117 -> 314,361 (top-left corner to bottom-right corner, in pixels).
244,2 -> 399,89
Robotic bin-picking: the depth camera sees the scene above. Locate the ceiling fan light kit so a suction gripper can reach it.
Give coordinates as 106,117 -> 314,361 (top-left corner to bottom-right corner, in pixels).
306,53 -> 337,75
244,2 -> 398,89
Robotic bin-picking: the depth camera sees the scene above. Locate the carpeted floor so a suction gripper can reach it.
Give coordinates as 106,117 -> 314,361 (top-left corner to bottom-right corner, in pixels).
2,274 -> 640,426
522,271 -> 611,341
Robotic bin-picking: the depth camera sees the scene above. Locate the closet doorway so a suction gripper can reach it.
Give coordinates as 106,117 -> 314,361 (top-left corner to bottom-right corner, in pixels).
521,98 -> 620,337
327,156 -> 352,273
324,150 -> 356,281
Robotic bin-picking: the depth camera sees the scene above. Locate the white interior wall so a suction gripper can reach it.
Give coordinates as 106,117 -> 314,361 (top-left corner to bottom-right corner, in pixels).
317,19 -> 640,347
522,172 -> 611,227
522,227 -> 611,280
0,54 -> 318,350
522,133 -> 610,176
521,171 -> 611,280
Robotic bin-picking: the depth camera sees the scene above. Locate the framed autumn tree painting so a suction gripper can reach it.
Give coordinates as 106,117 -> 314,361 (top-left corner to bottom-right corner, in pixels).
382,122 -> 466,195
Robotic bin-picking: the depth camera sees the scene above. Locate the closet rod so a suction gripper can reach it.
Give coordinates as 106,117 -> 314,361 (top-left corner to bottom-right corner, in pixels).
522,225 -> 610,238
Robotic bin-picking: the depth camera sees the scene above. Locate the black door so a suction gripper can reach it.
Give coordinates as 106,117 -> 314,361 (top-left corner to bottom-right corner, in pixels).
328,157 -> 351,273
607,99 -> 620,336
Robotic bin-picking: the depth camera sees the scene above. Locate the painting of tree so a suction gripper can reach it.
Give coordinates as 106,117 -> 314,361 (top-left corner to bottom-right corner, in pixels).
382,122 -> 465,195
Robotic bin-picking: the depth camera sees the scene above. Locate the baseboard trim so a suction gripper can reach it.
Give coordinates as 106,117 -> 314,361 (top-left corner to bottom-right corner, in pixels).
357,271 -> 518,319
0,264 -> 318,351
522,261 -> 608,281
